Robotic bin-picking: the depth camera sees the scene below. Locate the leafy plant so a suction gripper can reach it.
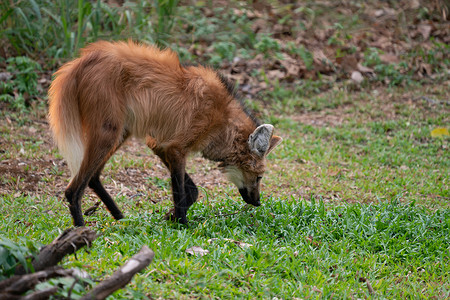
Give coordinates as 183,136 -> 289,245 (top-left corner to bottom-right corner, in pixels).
286,42 -> 314,70
6,57 -> 41,96
153,0 -> 179,46
0,236 -> 38,279
255,35 -> 281,58
0,0 -> 180,60
1,56 -> 41,111
363,48 -> 411,86
209,41 -> 236,65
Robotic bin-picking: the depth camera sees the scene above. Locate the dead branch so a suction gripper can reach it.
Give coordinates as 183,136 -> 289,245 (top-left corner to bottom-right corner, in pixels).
15,227 -> 97,275
0,267 -> 72,299
80,246 -> 154,300
1,230 -> 153,300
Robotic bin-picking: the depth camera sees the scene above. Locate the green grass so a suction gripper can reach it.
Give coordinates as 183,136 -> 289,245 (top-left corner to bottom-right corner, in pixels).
1,194 -> 449,299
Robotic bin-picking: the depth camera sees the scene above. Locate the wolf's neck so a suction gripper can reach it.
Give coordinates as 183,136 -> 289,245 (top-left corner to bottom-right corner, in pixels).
201,104 -> 255,163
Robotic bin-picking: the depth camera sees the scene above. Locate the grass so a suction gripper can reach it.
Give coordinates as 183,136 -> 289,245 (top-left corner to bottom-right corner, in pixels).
1,194 -> 449,298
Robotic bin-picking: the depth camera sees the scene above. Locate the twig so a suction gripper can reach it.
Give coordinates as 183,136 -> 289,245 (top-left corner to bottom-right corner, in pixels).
80,246 -> 154,300
413,96 -> 449,106
84,201 -> 101,216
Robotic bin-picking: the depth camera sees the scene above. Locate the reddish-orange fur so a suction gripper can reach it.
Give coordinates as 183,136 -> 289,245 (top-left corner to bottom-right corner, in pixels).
48,40 -> 281,226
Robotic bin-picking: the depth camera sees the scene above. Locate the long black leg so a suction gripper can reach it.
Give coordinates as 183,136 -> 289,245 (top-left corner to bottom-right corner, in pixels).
88,176 -> 124,220
65,177 -> 90,227
184,173 -> 198,207
87,131 -> 130,220
151,144 -> 199,207
170,165 -> 188,224
151,145 -> 191,224
64,125 -> 124,227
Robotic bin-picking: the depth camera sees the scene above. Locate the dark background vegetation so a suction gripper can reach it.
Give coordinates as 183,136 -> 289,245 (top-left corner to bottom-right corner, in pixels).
1,0 -> 448,113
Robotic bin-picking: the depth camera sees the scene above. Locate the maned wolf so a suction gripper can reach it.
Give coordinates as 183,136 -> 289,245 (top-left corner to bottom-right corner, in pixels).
48,40 -> 282,226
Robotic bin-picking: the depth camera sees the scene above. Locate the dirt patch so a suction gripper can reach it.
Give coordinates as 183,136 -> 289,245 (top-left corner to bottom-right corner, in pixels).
0,117 -> 231,204
290,111 -> 348,127
288,85 -> 448,128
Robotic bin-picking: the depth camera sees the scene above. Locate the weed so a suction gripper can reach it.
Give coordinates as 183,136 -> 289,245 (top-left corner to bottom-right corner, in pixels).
255,35 -> 282,58
1,56 -> 41,111
209,41 -> 236,66
0,236 -> 38,279
153,0 -> 179,46
363,48 -> 412,87
286,41 -> 314,70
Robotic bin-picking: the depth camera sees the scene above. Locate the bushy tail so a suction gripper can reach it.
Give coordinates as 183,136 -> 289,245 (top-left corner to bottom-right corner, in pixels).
48,62 -> 84,180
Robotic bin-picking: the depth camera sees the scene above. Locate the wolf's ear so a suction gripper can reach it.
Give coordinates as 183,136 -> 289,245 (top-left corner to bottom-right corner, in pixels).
248,124 -> 276,157
266,135 -> 282,155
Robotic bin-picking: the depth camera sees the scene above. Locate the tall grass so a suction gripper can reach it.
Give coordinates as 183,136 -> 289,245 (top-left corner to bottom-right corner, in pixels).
0,0 -> 179,62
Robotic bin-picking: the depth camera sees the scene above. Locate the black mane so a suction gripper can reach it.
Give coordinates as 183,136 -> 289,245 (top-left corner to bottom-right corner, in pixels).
181,62 -> 260,127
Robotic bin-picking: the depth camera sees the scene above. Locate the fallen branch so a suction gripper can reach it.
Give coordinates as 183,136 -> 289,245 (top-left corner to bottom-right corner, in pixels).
1,229 -> 154,300
0,267 -> 72,299
15,227 -> 97,275
80,246 -> 154,300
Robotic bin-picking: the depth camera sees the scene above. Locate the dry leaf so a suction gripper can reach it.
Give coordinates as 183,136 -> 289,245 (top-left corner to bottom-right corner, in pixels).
418,24 -> 432,40
409,0 -> 420,9
351,71 -> 364,84
418,63 -> 433,76
185,246 -> 209,256
374,9 -> 384,18
336,54 -> 358,72
357,63 -> 375,76
328,169 -> 342,177
267,69 -> 286,80
312,49 -> 329,64
0,72 -> 12,82
379,53 -> 399,64
305,235 -> 320,248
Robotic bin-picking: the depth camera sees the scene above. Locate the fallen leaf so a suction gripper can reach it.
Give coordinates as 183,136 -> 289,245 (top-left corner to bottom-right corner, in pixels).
328,169 -> 342,177
351,71 -> 364,84
374,9 -> 384,18
418,63 -> 433,76
336,54 -> 358,72
305,235 -> 320,248
357,63 -> 375,76
408,0 -> 420,9
267,69 -> 286,80
0,72 -> 12,82
418,24 -> 432,40
379,53 -> 399,64
359,277 -> 375,295
431,127 -> 449,138
186,246 -> 209,256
